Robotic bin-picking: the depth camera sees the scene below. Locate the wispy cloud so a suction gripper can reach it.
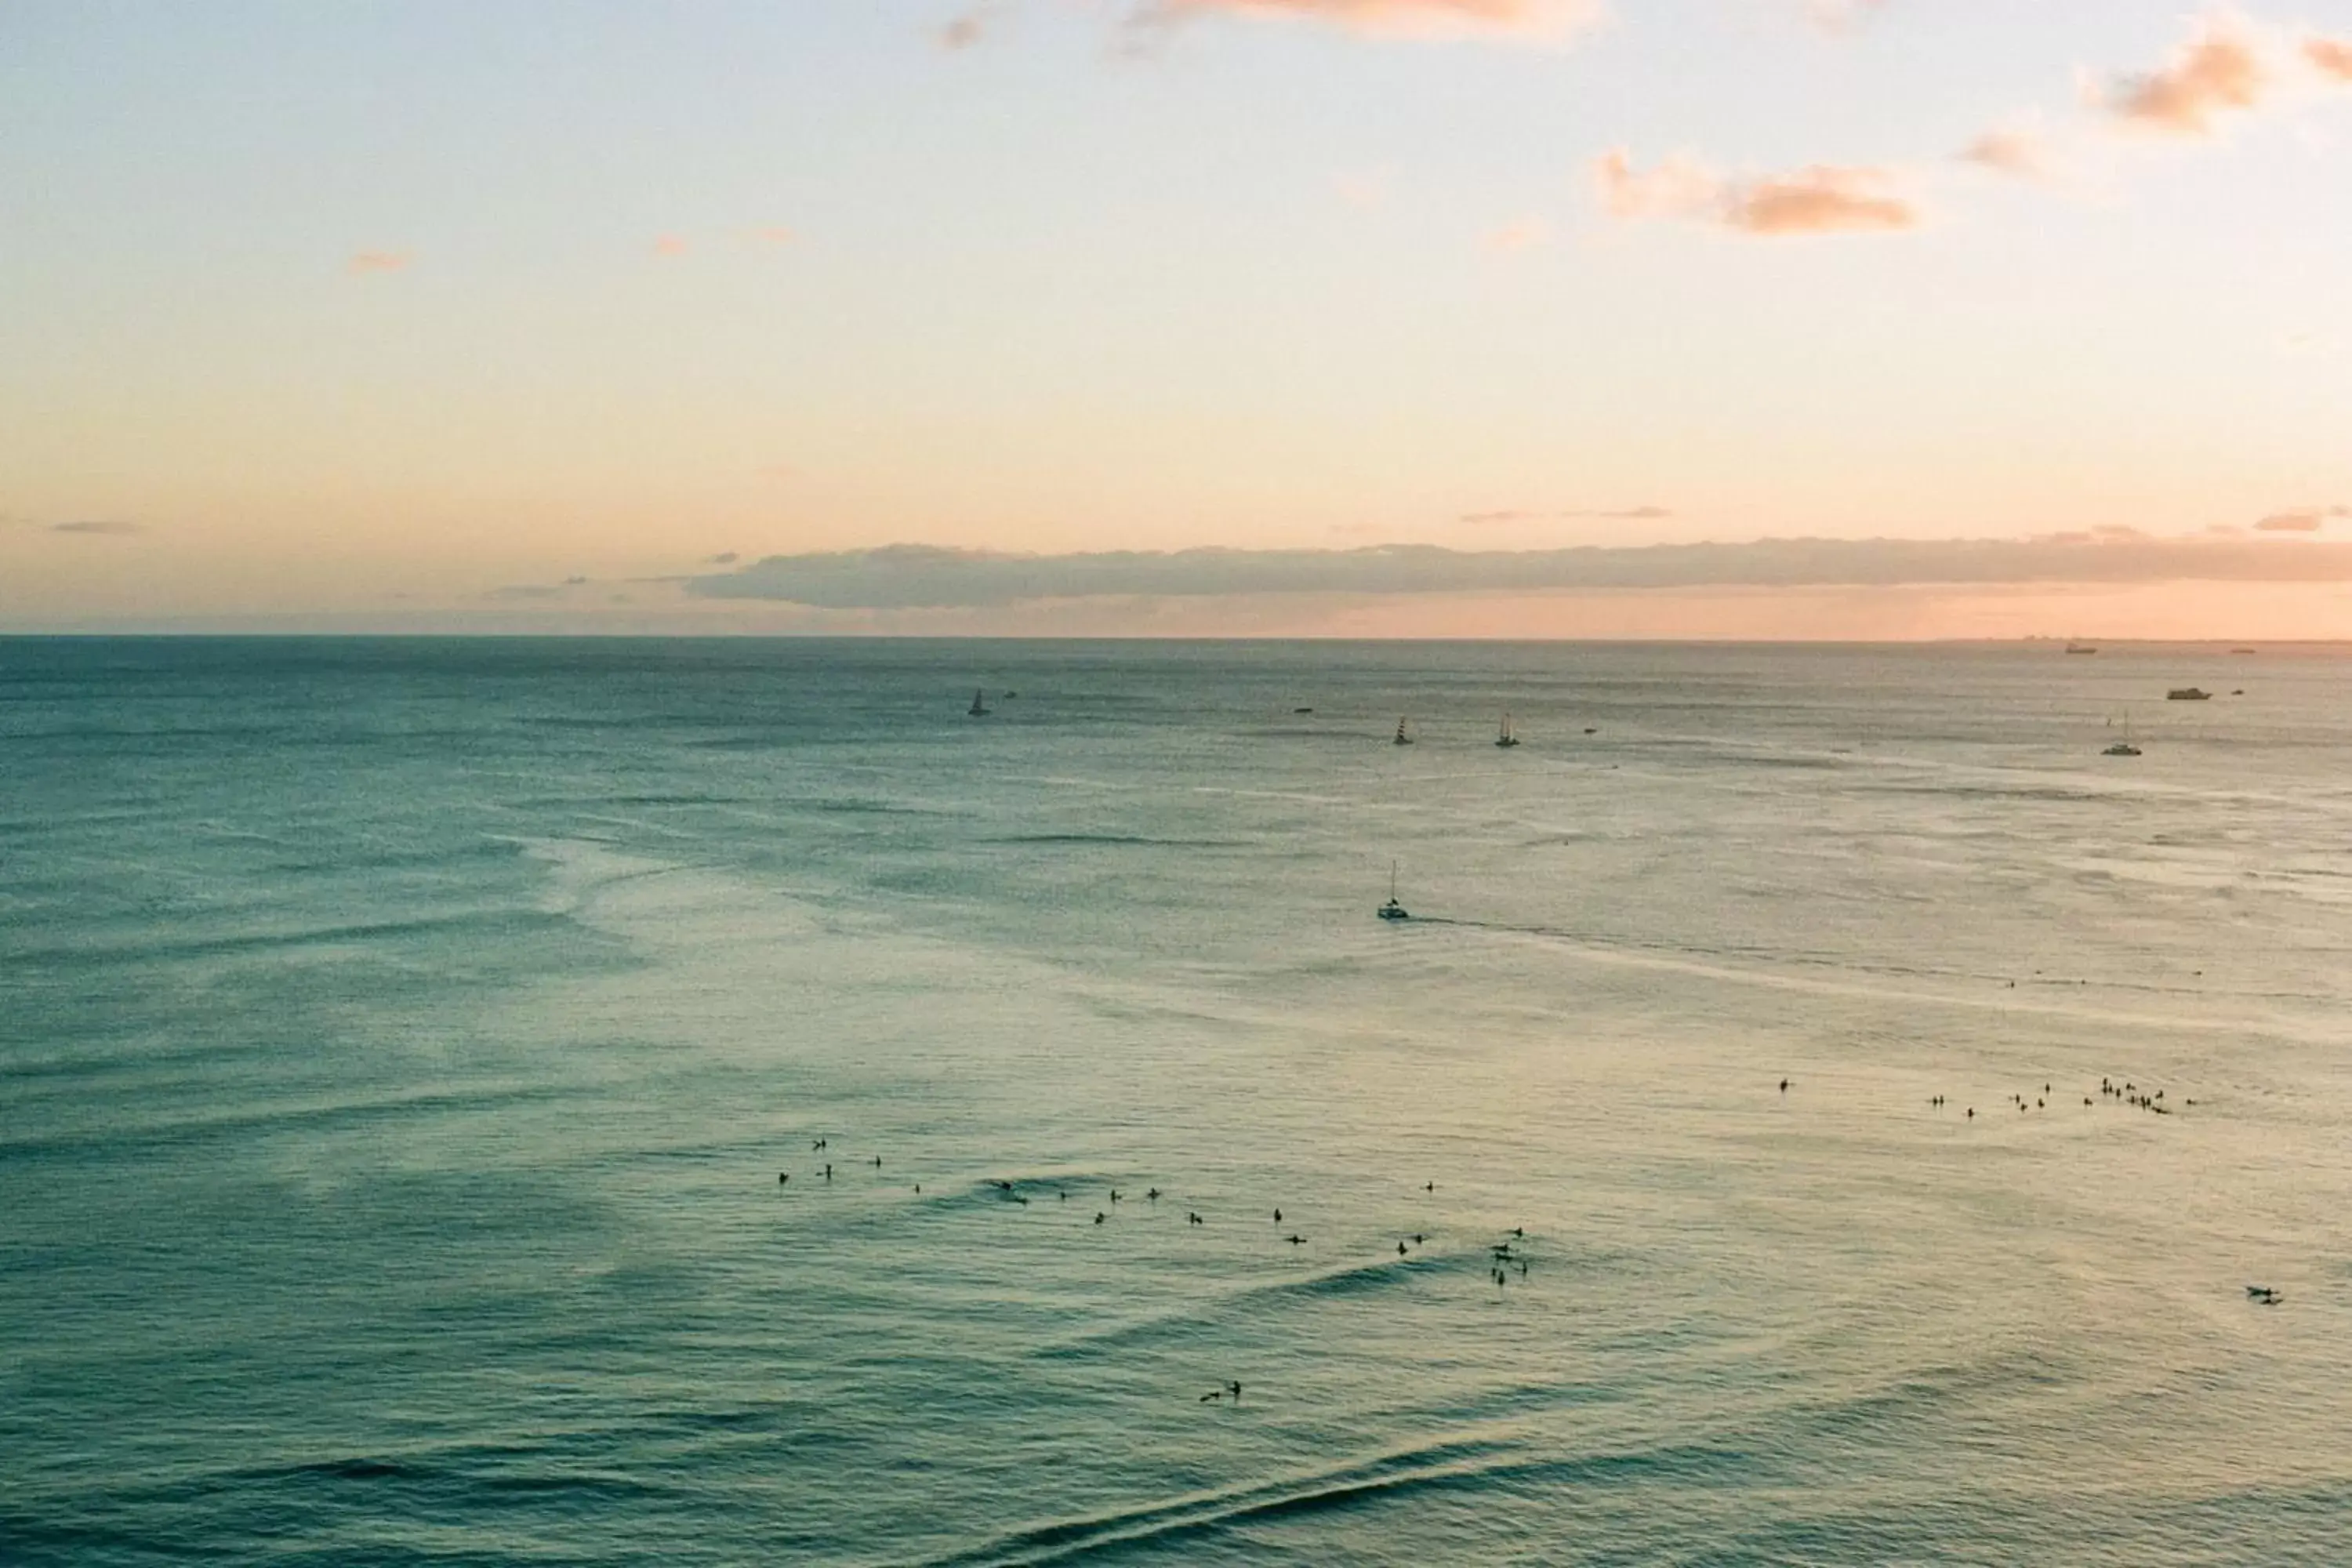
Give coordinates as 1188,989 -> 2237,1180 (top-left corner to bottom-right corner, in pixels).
49,519 -> 143,536
938,5 -> 996,49
2106,20 -> 2267,135
346,251 -> 411,275
1958,126 -> 2053,180
1334,169 -> 1392,209
1596,151 -> 1918,236
682,535 -> 2352,609
652,234 -> 691,258
1459,506 -> 1672,524
1805,0 -> 1886,34
1482,216 -> 1550,252
2256,506 -> 2350,532
2309,36 -> 2352,82
749,226 -> 797,246
1129,0 -> 1604,45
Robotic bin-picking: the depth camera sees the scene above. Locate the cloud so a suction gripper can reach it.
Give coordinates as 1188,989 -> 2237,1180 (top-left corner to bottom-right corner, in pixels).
1334,170 -> 1391,209
1596,151 -> 1918,236
749,226 -> 797,245
706,551 -> 741,564
652,234 -> 691,257
681,535 -> 2352,609
2256,506 -> 2350,532
1805,0 -> 1886,33
1959,127 -> 2053,180
1482,216 -> 1550,252
938,6 -> 996,49
1730,166 -> 1917,234
346,251 -> 411,275
49,520 -> 143,536
1129,0 -> 1604,44
2107,22 -> 2266,134
2309,37 -> 2352,81
1459,506 -> 1672,524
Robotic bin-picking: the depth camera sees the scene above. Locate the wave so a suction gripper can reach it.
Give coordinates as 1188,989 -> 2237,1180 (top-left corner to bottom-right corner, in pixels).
2,908 -> 567,968
989,834 -> 1250,850
920,1435 -> 1748,1567
0,1080 -> 583,1163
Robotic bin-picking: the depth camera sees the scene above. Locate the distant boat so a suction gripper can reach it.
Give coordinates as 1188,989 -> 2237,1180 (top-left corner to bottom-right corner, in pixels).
2103,713 -> 2141,757
2065,642 -> 2099,655
968,688 -> 991,717
1393,717 -> 1413,746
1495,712 -> 1521,749
2166,688 -> 2212,702
2229,648 -> 2258,656
1377,862 -> 1410,921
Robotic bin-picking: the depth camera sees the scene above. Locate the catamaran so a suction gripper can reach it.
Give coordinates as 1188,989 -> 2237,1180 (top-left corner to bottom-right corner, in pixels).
1496,712 -> 1520,749
1377,862 -> 1410,921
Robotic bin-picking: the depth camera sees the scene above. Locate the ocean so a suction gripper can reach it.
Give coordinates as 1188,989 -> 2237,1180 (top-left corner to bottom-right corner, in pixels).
4,637 -> 2350,1566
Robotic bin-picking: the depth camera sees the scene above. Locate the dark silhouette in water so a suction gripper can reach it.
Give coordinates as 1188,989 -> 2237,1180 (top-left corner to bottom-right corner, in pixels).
778,1173 -> 788,1185
1272,1209 -> 1281,1223
1146,1188 -> 1161,1201
812,1138 -> 828,1150
1284,1234 -> 1308,1246
1094,1212 -> 1107,1225
1188,1211 -> 1204,1225
1424,1181 -> 1436,1192
824,1164 -> 833,1180
1780,1079 -> 1789,1093
1399,1242 -> 1409,1256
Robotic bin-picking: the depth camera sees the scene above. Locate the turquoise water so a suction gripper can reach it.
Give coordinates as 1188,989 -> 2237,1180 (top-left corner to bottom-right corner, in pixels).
5,637 -> 2350,1565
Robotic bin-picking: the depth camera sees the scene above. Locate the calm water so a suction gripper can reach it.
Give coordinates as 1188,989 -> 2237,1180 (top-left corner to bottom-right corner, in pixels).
5,637 -> 2351,1565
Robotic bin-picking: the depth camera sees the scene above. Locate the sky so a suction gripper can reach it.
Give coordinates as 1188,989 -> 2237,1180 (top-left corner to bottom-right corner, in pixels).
3,0 -> 2351,637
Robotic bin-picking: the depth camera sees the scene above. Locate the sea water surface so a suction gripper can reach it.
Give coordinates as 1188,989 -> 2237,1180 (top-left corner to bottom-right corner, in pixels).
5,637 -> 2351,1565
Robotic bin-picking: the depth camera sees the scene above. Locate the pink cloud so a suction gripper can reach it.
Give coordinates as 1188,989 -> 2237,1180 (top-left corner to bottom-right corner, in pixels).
939,6 -> 995,49
750,226 -> 797,245
1959,127 -> 2052,180
652,234 -> 691,258
1134,0 -> 1602,42
346,251 -> 411,275
1483,216 -> 1549,252
2108,23 -> 2266,134
1596,151 -> 1918,237
1806,0 -> 1886,34
1730,166 -> 1915,234
2309,37 -> 2352,81
2256,506 -> 2350,532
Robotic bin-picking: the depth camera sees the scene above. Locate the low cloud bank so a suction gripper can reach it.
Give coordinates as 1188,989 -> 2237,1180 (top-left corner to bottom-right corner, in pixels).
685,536 -> 2352,609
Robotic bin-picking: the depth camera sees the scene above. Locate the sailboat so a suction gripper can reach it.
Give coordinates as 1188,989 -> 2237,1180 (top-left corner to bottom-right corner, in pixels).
1377,862 -> 1410,921
967,688 -> 991,717
1495,712 -> 1521,749
2103,712 -> 2140,757
1393,717 -> 1412,746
